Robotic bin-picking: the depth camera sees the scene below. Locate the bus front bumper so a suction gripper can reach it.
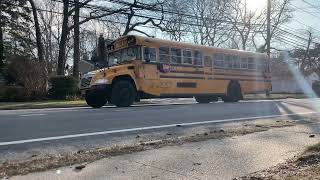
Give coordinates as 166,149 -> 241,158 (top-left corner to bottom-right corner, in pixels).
82,84 -> 111,96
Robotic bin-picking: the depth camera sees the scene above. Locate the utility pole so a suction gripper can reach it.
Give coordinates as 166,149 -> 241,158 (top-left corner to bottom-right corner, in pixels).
73,0 -> 80,79
266,0 -> 271,97
0,6 -> 4,73
267,0 -> 271,62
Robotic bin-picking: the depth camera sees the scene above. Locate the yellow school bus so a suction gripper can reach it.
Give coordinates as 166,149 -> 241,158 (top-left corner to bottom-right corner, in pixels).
82,35 -> 271,108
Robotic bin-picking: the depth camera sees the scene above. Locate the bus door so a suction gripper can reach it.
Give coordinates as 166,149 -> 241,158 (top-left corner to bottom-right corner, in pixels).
142,47 -> 158,80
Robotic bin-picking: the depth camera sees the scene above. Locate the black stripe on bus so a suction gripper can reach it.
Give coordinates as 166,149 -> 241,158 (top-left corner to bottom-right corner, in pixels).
209,77 -> 271,82
144,62 -> 204,68
177,82 -> 197,88
213,73 -> 266,78
160,75 -> 205,80
170,70 -> 204,74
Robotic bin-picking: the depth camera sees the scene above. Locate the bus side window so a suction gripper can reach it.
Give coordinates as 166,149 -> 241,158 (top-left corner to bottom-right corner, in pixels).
224,55 -> 233,68
214,54 -> 224,67
159,47 -> 170,63
248,57 -> 256,70
144,47 -> 156,62
194,50 -> 203,66
183,50 -> 192,64
171,48 -> 182,64
241,57 -> 248,69
233,56 -> 240,69
204,56 -> 212,67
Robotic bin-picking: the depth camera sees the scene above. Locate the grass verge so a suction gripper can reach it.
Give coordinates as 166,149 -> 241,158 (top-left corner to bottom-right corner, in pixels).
0,100 -> 87,110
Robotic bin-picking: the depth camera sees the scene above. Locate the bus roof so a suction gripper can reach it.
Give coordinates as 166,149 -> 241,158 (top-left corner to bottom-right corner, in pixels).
111,35 -> 267,58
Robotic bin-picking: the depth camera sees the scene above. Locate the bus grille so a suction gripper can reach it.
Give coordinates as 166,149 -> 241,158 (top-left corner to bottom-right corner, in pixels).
80,77 -> 92,90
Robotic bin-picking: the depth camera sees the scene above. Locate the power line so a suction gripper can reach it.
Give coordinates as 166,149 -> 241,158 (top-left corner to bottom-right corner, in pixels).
4,0 -> 316,50
291,18 -> 320,34
301,0 -> 320,12
290,2 -> 320,19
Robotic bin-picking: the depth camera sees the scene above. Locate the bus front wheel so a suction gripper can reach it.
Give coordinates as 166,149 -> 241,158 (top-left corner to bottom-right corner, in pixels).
111,81 -> 136,107
222,82 -> 242,103
85,90 -> 108,108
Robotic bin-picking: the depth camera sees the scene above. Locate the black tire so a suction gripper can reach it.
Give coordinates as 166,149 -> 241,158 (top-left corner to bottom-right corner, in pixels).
85,90 -> 107,108
111,81 -> 136,107
195,96 -> 218,104
222,82 -> 242,103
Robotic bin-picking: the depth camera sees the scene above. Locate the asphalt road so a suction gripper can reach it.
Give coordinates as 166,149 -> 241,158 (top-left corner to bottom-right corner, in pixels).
0,98 -> 317,146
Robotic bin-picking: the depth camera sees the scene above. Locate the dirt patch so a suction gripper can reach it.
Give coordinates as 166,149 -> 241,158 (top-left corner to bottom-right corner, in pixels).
236,143 -> 320,180
0,120 -> 294,178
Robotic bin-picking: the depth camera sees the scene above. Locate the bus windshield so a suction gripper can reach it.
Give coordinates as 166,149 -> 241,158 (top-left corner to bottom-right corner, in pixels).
108,46 -> 141,66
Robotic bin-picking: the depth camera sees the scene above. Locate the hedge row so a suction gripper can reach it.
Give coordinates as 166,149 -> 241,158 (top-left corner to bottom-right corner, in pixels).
0,76 -> 80,101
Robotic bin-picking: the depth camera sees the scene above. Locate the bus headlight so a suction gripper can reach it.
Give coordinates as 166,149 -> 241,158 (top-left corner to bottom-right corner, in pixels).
94,79 -> 108,85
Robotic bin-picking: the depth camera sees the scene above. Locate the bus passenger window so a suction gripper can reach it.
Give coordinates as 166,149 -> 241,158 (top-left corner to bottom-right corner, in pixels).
204,56 -> 212,67
248,57 -> 256,70
233,56 -> 240,69
183,50 -> 192,64
241,58 -> 248,69
224,55 -> 233,68
171,48 -> 182,64
194,51 -> 203,66
214,54 -> 224,67
159,47 -> 170,63
144,47 -> 156,62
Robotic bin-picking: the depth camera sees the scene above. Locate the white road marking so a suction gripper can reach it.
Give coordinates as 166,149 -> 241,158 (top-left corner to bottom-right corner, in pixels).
0,111 -> 316,146
19,114 -> 47,117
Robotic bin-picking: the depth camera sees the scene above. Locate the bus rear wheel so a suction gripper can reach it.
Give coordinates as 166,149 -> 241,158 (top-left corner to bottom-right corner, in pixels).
85,90 -> 107,108
111,81 -> 136,107
222,82 -> 242,103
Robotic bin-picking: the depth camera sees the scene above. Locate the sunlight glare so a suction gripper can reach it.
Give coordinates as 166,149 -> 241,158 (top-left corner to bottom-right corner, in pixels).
245,0 -> 265,12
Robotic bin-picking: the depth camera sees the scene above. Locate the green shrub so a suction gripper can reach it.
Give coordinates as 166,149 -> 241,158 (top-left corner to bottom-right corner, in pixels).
312,81 -> 320,97
0,86 -> 28,102
49,76 -> 79,99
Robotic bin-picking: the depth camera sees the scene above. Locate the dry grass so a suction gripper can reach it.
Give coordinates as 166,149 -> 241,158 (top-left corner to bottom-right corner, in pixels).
237,140 -> 320,180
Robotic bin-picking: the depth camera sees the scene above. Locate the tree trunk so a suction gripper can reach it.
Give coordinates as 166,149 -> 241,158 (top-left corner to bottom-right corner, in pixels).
73,0 -> 80,79
0,8 -> 4,72
28,0 -> 44,62
57,0 -> 70,75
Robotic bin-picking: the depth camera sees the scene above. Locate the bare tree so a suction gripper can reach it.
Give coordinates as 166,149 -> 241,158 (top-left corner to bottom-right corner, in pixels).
56,0 -> 127,76
28,0 -> 44,62
122,0 -> 165,36
190,0 -> 232,47
163,0 -> 189,41
228,0 -> 263,50
254,0 -> 293,52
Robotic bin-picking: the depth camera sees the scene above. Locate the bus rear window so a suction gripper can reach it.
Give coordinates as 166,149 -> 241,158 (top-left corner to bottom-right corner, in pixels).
159,47 -> 170,63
